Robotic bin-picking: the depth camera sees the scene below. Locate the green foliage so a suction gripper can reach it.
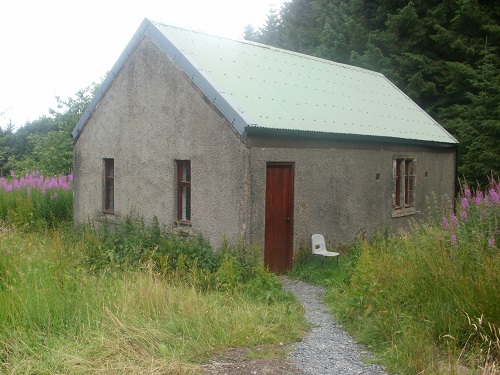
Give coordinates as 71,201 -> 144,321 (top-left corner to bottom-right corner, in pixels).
0,229 -> 306,372
79,213 -> 293,306
307,184 -> 500,374
0,81 -> 99,176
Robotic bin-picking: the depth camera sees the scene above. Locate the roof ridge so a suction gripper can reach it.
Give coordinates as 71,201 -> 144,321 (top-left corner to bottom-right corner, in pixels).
149,19 -> 383,78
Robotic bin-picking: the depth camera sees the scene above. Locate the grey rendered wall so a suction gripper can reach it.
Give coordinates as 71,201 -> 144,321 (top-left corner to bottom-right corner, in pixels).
247,137 -> 456,250
73,35 -> 249,247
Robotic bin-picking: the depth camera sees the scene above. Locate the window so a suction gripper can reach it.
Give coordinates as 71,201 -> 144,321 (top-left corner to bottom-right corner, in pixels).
104,158 -> 114,212
393,157 -> 415,216
177,160 -> 191,223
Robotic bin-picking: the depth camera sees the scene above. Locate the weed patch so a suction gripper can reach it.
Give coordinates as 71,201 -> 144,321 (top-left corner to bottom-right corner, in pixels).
291,182 -> 500,374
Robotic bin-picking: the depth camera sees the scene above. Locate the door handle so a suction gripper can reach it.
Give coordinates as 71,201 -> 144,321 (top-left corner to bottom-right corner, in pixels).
285,217 -> 290,222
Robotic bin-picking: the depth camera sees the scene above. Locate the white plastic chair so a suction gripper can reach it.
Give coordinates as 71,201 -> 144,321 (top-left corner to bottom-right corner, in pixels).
312,234 -> 339,267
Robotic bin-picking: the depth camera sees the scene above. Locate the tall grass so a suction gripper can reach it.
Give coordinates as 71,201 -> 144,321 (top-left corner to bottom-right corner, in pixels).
0,225 -> 306,373
290,181 -> 499,374
0,171 -> 73,230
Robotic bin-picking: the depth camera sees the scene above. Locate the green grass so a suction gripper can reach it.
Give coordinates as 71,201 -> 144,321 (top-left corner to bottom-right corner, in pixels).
0,228 -> 307,373
289,183 -> 500,374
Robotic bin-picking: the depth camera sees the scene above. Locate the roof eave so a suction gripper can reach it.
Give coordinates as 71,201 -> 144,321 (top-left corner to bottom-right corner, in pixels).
244,126 -> 458,148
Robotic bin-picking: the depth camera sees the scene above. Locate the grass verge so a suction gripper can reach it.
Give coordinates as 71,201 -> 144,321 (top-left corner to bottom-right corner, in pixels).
0,229 -> 306,373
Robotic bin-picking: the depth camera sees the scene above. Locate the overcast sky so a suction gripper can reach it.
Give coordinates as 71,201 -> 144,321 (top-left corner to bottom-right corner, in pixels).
0,0 -> 283,129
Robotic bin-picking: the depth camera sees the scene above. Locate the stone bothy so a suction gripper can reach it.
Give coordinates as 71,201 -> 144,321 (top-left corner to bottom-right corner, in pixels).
73,18 -> 457,273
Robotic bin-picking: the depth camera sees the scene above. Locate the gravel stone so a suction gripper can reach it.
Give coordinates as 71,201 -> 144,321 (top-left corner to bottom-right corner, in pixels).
282,276 -> 388,375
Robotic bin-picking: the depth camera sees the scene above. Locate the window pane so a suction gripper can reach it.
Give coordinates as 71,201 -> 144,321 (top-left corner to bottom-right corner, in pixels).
104,159 -> 114,212
107,161 -> 114,178
395,160 -> 402,207
181,163 -> 190,182
181,186 -> 191,221
107,180 -> 114,210
404,161 -> 410,206
177,160 -> 191,222
408,175 -> 415,206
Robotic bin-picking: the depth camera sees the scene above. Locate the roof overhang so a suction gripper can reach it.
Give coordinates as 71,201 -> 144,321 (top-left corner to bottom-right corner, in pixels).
244,126 -> 458,149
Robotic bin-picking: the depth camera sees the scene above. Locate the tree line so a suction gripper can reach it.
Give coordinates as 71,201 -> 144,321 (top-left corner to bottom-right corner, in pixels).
245,0 -> 499,186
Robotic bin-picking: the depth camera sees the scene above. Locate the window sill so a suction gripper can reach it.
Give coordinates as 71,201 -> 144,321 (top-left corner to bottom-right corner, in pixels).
102,210 -> 115,215
392,207 -> 415,218
177,220 -> 192,227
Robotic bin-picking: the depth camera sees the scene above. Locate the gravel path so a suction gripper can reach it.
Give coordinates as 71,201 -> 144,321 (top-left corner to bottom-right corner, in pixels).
282,277 -> 388,375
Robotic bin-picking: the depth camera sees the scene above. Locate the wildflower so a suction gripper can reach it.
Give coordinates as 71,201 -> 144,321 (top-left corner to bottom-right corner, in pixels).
490,188 -> 499,204
451,215 -> 459,227
488,237 -> 495,248
461,197 -> 469,211
442,216 -> 450,229
451,235 -> 457,247
10,170 -> 15,178
464,187 -> 472,200
460,210 -> 468,222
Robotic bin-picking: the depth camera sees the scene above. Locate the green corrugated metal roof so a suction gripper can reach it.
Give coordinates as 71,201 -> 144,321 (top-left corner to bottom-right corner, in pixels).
152,20 -> 456,144
72,19 -> 457,144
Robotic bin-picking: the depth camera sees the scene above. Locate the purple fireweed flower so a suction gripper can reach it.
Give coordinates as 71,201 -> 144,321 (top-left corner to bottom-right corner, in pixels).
10,170 -> 15,178
451,215 -> 459,227
490,188 -> 499,204
13,180 -> 20,190
461,197 -> 470,211
451,235 -> 457,247
69,173 -> 74,182
442,216 -> 450,229
460,210 -> 468,222
464,187 -> 472,200
474,191 -> 484,205
488,237 -> 495,248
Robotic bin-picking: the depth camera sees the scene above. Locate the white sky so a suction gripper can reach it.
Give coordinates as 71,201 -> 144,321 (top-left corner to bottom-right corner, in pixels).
0,0 -> 282,129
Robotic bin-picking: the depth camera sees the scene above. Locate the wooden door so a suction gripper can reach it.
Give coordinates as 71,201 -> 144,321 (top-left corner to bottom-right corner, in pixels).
264,162 -> 294,274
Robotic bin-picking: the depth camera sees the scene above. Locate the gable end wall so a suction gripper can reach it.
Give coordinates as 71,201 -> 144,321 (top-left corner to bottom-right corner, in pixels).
73,35 -> 249,247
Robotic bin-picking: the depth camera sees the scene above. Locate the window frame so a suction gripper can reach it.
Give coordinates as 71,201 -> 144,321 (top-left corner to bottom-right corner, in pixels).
176,160 -> 191,224
393,156 -> 416,217
103,158 -> 114,213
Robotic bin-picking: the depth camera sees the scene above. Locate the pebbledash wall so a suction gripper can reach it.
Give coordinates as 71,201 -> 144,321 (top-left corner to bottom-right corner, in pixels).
74,33 -> 456,251
247,137 -> 456,248
73,35 -> 250,246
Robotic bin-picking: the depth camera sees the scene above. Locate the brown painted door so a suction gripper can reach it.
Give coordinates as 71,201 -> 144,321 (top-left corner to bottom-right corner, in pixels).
264,163 -> 294,274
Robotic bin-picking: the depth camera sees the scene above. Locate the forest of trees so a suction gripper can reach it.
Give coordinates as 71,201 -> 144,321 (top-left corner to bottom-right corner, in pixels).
0,0 -> 498,186
245,0 -> 499,186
